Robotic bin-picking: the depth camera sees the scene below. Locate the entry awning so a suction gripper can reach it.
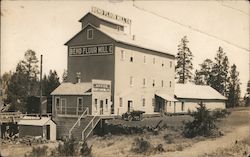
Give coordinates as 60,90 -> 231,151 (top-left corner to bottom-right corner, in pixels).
155,93 -> 178,102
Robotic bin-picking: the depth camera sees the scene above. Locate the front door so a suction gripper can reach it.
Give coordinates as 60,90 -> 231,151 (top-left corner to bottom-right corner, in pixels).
100,100 -> 104,115
128,100 -> 133,112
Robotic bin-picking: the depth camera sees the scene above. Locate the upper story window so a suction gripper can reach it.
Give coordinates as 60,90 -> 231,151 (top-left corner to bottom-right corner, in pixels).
153,58 -> 156,64
152,79 -> 155,87
143,56 -> 146,64
162,61 -> 164,67
130,52 -> 134,62
121,50 -> 125,61
161,80 -> 164,87
55,97 -> 60,110
87,29 -> 93,40
170,61 -> 173,68
170,81 -> 172,88
143,78 -> 146,87
130,76 -> 134,86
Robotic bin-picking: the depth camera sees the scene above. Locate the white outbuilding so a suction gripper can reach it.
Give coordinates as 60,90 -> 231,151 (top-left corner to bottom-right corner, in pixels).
18,116 -> 56,141
171,83 -> 227,114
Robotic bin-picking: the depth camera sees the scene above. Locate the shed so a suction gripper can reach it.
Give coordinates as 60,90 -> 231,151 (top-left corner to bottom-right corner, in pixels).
174,83 -> 227,113
18,116 -> 56,141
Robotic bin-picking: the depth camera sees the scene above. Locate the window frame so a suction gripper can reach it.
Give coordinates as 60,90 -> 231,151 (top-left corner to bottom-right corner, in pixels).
87,29 -> 93,40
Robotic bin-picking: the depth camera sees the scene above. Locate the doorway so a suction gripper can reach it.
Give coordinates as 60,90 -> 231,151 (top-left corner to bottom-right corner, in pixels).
128,100 -> 133,112
46,125 -> 50,140
100,100 -> 104,115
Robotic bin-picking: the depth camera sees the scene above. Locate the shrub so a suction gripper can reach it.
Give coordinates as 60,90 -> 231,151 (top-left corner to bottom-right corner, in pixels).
25,146 -> 48,157
164,133 -> 174,144
80,141 -> 92,157
58,137 -> 77,156
183,104 -> 225,138
154,144 -> 165,153
131,137 -> 152,154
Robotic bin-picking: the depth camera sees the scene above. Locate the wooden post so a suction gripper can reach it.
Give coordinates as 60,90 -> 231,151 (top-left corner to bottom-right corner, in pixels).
40,55 -> 43,119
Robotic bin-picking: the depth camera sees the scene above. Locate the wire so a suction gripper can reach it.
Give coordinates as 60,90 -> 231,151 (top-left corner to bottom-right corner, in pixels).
132,2 -> 250,53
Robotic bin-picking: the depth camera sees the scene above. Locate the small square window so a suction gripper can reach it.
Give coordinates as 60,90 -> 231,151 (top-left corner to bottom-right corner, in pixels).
130,57 -> 133,62
87,29 -> 93,40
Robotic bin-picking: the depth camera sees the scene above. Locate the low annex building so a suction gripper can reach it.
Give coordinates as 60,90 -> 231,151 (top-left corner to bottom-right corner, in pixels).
173,84 -> 227,113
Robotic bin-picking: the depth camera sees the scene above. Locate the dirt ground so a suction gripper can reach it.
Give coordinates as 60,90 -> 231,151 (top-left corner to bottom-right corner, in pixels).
1,107 -> 249,157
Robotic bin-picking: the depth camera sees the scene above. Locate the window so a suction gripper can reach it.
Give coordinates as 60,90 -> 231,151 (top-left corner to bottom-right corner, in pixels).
169,102 -> 171,107
170,81 -> 172,87
142,98 -> 146,107
55,97 -> 60,110
162,61 -> 164,67
152,80 -> 155,87
152,98 -> 155,106
105,99 -> 108,111
77,97 -> 83,112
143,56 -> 146,63
119,97 -> 123,107
143,78 -> 146,87
181,102 -> 184,111
130,76 -> 134,86
153,57 -> 156,64
121,50 -> 125,60
87,29 -> 93,39
170,61 -> 172,68
161,80 -> 164,87
130,52 -> 134,62
95,98 -> 98,110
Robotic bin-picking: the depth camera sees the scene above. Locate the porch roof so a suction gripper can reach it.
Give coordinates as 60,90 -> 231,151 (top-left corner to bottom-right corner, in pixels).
51,82 -> 92,95
155,93 -> 178,102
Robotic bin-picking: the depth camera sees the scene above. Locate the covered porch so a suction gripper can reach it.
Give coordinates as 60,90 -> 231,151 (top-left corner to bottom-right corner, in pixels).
155,93 -> 179,114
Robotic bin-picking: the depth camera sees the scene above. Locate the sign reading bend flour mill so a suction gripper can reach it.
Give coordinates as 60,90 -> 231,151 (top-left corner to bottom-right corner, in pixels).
69,44 -> 113,56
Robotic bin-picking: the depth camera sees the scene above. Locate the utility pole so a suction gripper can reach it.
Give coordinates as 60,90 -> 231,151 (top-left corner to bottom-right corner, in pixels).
40,55 -> 43,119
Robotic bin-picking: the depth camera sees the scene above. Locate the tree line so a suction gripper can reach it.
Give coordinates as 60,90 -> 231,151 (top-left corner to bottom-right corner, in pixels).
1,50 -> 60,112
175,36 -> 248,107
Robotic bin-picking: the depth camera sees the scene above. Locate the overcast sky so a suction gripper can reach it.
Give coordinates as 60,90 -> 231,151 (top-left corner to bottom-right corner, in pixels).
1,0 -> 249,96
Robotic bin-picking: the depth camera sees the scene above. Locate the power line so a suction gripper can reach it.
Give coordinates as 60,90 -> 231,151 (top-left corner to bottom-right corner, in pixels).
132,2 -> 250,53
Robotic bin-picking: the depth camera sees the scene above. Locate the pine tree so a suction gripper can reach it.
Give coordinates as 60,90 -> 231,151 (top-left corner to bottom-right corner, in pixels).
227,64 -> 241,107
194,59 -> 213,85
175,36 -> 194,83
244,80 -> 250,106
210,47 -> 229,95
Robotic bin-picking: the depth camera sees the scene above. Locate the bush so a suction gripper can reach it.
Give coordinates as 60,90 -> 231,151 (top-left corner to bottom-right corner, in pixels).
154,144 -> 165,153
58,137 -> 77,156
164,133 -> 174,144
25,146 -> 48,157
131,137 -> 152,154
183,104 -> 225,138
80,141 -> 92,157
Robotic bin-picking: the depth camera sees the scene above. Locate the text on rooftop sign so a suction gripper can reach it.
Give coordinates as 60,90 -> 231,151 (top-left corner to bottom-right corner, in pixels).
69,44 -> 113,56
91,6 -> 132,25
93,83 -> 111,92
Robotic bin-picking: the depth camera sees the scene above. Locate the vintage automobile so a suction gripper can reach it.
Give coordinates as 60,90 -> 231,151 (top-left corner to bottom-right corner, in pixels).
122,110 -> 145,121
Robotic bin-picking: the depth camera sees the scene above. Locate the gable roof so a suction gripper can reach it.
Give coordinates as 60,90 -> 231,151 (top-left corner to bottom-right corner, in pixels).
65,24 -> 175,57
175,83 -> 227,100
51,82 -> 92,95
18,116 -> 55,126
79,12 -> 125,27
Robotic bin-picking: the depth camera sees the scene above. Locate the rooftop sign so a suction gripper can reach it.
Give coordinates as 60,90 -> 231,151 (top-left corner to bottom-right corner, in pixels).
91,6 -> 132,25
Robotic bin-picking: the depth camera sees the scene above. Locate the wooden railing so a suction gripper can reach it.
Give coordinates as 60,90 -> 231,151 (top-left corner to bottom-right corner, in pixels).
68,107 -> 89,138
82,116 -> 101,140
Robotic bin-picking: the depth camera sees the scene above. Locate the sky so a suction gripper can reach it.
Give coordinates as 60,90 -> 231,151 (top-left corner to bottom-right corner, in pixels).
1,0 -> 249,96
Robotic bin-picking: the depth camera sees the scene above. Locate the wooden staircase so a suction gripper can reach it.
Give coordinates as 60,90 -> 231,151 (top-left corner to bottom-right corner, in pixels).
68,108 -> 101,141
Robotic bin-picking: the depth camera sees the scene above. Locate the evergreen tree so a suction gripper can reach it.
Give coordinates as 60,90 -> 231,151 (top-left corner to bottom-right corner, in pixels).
227,64 -> 241,107
244,80 -> 250,106
210,47 -> 229,95
194,59 -> 213,85
175,36 -> 194,83
42,70 -> 60,97
6,50 -> 39,112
